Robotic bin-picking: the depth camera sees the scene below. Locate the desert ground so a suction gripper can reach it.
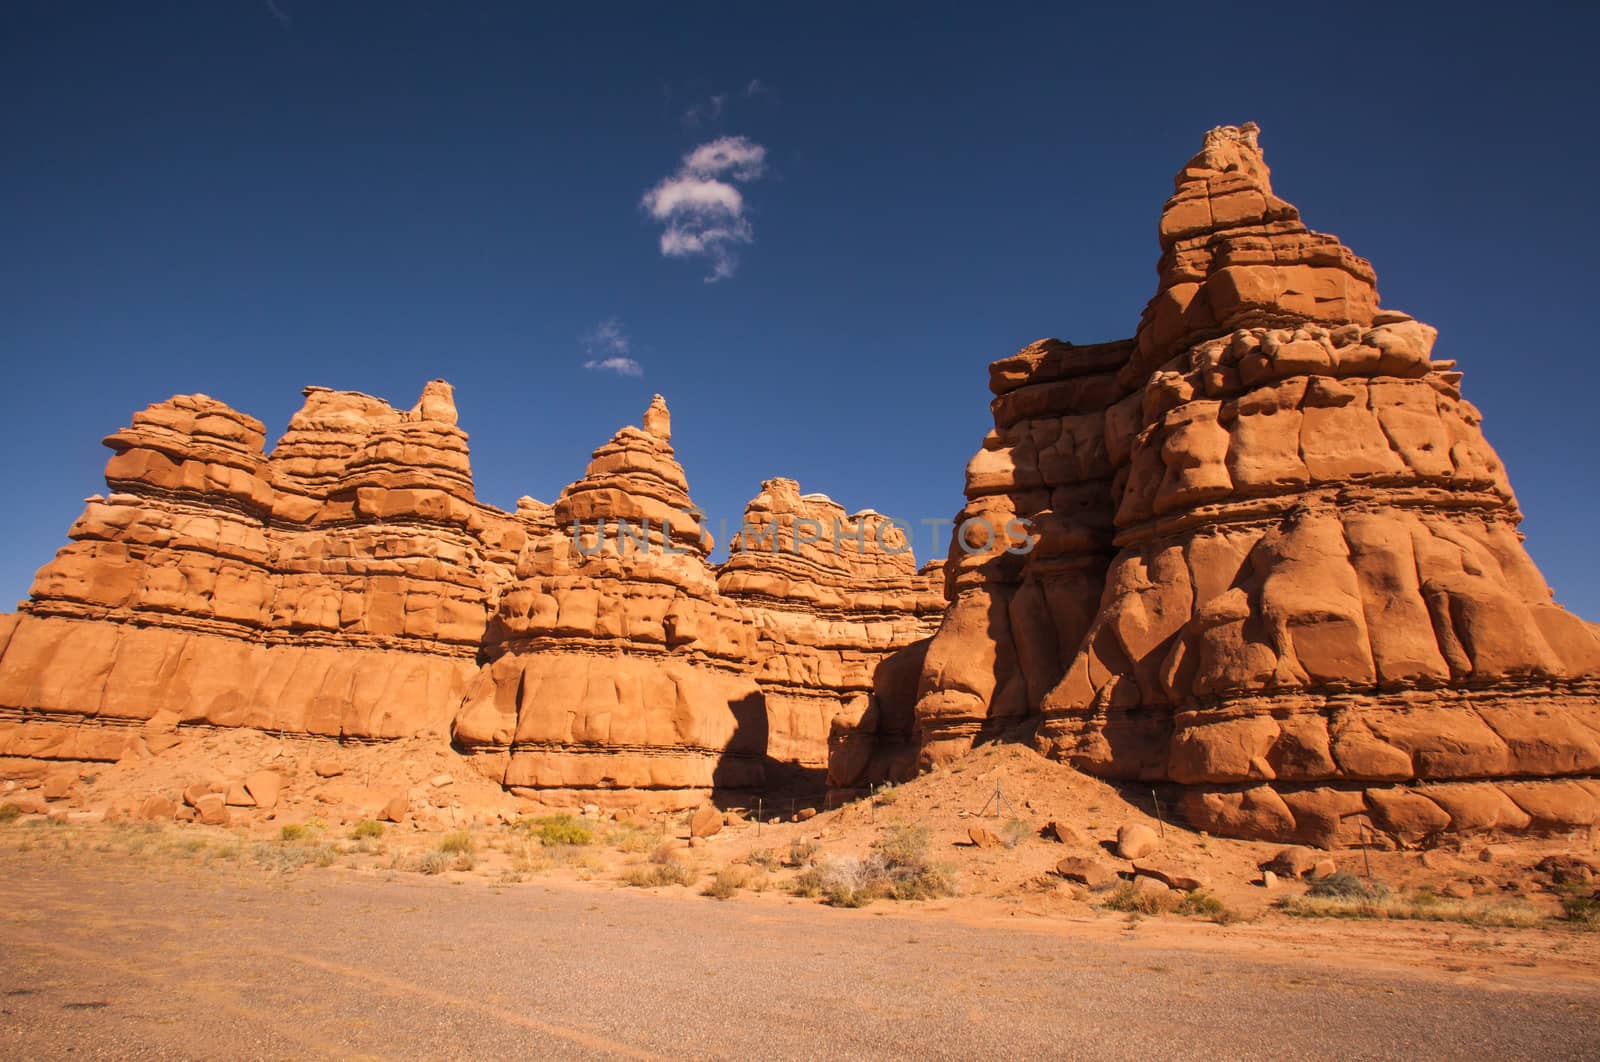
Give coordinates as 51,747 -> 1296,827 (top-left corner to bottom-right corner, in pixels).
3,742 -> 1598,1060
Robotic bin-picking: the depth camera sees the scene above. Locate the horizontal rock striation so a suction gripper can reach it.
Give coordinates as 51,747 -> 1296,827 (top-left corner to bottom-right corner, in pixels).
715,477 -> 944,793
0,389 -> 943,810
916,123 -> 1600,845
0,382 -> 526,764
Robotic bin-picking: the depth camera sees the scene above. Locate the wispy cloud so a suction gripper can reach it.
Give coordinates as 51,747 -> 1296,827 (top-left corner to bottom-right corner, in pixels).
683,93 -> 725,127
641,136 -> 768,282
745,78 -> 765,97
581,319 -> 643,376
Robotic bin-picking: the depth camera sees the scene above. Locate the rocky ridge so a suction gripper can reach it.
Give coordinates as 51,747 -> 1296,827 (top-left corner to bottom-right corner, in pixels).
0,387 -> 944,810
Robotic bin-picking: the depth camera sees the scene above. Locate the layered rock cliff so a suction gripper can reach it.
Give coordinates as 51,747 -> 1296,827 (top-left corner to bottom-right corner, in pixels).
913,123 -> 1600,844
0,388 -> 943,810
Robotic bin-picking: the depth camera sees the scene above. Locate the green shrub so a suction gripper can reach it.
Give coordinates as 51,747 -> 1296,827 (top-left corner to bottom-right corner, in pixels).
526,813 -> 595,847
873,824 -> 928,867
350,820 -> 385,840
437,830 -> 475,854
279,823 -> 310,842
874,784 -> 898,806
0,804 -> 22,824
1100,882 -> 1177,915
1175,890 -> 1238,924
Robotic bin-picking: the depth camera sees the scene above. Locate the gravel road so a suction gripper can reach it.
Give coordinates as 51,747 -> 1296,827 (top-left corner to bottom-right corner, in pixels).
2,855 -> 1596,1060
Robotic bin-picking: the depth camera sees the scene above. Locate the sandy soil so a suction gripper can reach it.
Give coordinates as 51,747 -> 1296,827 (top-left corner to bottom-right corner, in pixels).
2,845 -> 1599,1061
4,742 -> 1599,1058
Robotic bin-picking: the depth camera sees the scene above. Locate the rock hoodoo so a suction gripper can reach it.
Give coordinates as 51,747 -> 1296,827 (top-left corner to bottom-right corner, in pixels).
3,124 -> 1594,846
911,123 -> 1600,844
0,389 -> 944,809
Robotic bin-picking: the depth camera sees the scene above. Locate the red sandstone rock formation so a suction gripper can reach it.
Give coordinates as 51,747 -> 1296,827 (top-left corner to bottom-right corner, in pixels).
0,389 -> 942,811
0,382 -> 524,765
914,123 -> 1600,844
715,478 -> 944,791
452,396 -> 769,809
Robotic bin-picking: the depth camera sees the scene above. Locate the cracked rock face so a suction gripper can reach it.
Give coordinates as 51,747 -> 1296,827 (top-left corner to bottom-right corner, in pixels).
913,123 -> 1600,844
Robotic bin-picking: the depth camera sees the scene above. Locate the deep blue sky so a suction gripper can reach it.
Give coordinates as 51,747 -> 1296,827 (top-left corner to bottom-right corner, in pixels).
5,3 -> 1599,618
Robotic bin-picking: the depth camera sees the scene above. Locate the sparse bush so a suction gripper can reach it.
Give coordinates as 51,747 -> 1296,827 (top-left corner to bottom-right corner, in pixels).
415,850 -> 451,875
522,813 -> 595,847
1175,890 -> 1238,925
788,838 -> 819,866
0,804 -> 22,824
790,826 -> 956,908
253,842 -> 338,873
451,852 -> 476,872
623,861 -> 697,888
1559,891 -> 1600,929
350,820 -> 385,840
279,823 -> 309,842
874,784 -> 898,806
650,840 -> 683,865
873,824 -> 928,867
1000,817 -> 1032,849
437,830 -> 475,854
703,864 -> 755,899
606,822 -> 653,853
1306,870 -> 1386,901
743,847 -> 782,871
1281,887 -> 1543,927
1100,882 -> 1178,916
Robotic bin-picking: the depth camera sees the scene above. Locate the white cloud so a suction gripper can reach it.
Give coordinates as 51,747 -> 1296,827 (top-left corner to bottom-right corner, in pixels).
683,136 -> 766,180
584,356 -> 643,376
641,136 -> 768,282
581,319 -> 643,376
642,175 -> 744,218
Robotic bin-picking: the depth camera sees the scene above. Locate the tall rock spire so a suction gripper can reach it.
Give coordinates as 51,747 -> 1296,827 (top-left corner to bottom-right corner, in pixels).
913,124 -> 1600,846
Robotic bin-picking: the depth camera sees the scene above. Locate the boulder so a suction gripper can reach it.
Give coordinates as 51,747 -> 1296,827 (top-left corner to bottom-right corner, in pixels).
193,793 -> 230,826
1132,861 -> 1209,891
1045,821 -> 1082,845
1261,846 -> 1318,879
381,795 -> 409,823
137,795 -> 176,821
1115,824 -> 1160,860
1054,855 -> 1119,889
243,770 -> 281,811
968,824 -> 1003,849
689,805 -> 723,838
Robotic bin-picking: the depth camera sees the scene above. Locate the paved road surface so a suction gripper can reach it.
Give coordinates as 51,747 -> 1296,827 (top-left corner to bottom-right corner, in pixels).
2,857 -> 1596,1059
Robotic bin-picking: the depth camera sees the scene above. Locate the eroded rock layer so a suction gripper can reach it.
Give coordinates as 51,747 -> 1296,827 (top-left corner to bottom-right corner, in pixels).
715,478 -> 944,793
0,389 -> 943,809
915,123 -> 1600,845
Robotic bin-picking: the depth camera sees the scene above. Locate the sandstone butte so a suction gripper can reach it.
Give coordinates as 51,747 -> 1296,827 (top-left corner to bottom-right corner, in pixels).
0,384 -> 944,812
908,122 -> 1600,847
2,123 -> 1598,847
